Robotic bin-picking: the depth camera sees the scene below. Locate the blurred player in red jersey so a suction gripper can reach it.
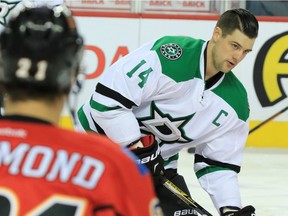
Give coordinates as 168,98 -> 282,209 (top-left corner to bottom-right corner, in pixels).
0,4 -> 162,216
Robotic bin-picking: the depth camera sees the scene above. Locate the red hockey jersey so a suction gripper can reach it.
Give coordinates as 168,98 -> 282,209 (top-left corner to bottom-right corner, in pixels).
0,117 -> 161,216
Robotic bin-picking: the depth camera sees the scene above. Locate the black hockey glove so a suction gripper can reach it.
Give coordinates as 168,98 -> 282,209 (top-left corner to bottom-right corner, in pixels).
130,135 -> 165,184
220,205 -> 255,216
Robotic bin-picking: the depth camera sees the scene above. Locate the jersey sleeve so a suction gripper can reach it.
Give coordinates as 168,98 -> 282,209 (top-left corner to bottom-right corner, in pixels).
77,40 -> 166,146
194,120 -> 249,211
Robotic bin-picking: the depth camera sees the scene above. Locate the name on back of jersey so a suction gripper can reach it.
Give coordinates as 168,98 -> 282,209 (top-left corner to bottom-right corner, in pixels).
0,141 -> 105,190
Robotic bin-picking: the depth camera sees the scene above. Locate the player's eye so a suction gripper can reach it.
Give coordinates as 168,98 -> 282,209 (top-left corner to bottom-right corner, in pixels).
231,43 -> 239,50
244,50 -> 251,55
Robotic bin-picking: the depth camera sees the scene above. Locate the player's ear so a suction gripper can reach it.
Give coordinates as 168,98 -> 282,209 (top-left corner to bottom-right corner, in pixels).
212,27 -> 222,42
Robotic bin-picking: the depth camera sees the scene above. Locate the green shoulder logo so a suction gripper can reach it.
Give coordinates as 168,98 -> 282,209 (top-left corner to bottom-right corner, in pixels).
160,43 -> 182,60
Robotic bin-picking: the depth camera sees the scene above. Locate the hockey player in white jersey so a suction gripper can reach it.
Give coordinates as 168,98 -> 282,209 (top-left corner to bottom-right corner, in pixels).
77,8 -> 259,216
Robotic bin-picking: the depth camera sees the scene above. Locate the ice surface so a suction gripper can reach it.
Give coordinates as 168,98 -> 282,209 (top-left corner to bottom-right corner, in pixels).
178,147 -> 288,215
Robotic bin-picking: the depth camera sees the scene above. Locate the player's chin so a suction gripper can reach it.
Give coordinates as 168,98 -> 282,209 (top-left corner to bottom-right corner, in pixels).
221,67 -> 232,73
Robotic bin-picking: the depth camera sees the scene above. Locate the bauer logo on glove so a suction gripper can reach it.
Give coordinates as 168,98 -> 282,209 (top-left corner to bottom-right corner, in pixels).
130,135 -> 165,177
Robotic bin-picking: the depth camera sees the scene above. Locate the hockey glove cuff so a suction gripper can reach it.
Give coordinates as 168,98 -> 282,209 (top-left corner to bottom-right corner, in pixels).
220,205 -> 255,216
131,135 -> 165,178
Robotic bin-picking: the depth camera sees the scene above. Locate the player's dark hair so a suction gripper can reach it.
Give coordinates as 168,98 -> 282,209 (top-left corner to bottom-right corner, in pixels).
216,8 -> 259,38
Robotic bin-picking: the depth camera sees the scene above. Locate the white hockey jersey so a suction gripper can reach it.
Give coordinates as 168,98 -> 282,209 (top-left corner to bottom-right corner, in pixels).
77,36 -> 250,210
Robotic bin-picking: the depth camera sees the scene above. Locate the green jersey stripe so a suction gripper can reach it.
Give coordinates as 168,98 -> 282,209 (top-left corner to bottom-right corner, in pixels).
77,105 -> 94,132
90,98 -> 121,112
195,166 -> 235,179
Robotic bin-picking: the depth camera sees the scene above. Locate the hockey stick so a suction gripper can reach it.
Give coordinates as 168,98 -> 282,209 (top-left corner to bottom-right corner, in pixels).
249,106 -> 288,134
160,176 -> 213,216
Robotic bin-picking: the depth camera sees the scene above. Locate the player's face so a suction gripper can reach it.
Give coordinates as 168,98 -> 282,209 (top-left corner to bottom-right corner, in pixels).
212,28 -> 256,73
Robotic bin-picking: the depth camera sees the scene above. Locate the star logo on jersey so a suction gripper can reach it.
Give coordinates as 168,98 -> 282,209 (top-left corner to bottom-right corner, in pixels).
160,43 -> 182,60
137,101 -> 194,145
0,0 -> 21,26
